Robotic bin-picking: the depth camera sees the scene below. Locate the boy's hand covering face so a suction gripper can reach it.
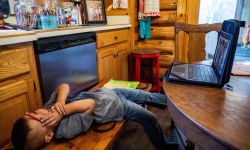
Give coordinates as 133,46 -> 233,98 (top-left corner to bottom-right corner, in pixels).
41,108 -> 63,127
53,101 -> 66,116
25,112 -> 42,123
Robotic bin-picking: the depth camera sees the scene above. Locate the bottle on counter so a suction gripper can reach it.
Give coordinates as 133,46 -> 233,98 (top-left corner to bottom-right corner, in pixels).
72,0 -> 84,25
71,6 -> 78,25
76,4 -> 82,25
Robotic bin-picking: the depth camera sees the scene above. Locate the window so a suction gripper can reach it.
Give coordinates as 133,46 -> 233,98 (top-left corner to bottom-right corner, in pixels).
198,0 -> 237,58
199,0 -> 237,24
198,0 -> 250,59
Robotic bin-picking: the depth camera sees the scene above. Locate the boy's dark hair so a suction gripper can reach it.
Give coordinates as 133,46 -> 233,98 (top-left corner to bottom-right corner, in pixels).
11,117 -> 30,150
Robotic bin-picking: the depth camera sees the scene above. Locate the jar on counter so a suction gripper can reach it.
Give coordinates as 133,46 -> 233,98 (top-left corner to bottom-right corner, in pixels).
14,0 -> 40,30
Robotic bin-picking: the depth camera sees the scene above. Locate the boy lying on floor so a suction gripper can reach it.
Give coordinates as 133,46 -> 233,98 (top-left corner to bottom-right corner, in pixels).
11,83 -> 179,150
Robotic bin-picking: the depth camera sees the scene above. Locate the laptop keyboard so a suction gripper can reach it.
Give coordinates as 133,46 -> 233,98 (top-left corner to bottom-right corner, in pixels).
188,64 -> 217,82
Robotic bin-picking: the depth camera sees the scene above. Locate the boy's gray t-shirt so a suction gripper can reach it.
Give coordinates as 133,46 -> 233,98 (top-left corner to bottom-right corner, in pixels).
44,87 -> 124,139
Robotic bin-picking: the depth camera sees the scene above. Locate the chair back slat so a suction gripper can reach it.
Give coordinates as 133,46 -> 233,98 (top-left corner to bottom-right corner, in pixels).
175,22 -> 222,63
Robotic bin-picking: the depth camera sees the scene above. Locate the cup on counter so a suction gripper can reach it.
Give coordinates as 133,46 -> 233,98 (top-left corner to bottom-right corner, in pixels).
40,15 -> 58,30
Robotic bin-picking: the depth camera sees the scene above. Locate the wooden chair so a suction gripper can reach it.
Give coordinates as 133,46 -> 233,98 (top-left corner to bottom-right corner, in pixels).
174,22 -> 222,63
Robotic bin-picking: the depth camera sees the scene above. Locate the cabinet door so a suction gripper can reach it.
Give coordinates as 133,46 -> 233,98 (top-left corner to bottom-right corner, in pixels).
116,43 -> 129,80
97,47 -> 116,81
0,81 -> 29,146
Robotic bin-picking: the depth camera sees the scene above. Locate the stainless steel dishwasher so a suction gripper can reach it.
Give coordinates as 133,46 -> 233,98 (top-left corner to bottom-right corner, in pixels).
34,32 -> 98,102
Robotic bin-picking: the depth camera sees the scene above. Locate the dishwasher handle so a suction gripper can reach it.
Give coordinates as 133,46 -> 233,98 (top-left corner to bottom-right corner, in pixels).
34,32 -> 96,54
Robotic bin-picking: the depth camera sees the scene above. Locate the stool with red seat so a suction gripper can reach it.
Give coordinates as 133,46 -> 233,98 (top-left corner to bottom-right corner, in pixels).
130,49 -> 160,92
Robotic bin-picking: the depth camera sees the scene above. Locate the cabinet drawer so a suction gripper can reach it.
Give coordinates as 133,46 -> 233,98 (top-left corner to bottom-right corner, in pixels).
97,29 -> 129,48
0,48 -> 30,81
0,81 -> 28,103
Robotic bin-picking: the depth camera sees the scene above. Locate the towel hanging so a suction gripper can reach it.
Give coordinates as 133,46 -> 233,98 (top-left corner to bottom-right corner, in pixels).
144,0 -> 160,17
139,17 -> 151,39
138,0 -> 159,40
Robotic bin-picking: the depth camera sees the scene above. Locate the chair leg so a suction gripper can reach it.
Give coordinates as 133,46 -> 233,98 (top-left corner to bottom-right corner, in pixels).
135,58 -> 141,81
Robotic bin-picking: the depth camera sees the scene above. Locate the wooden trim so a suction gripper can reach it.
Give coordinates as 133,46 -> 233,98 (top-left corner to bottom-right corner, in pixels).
175,0 -> 187,63
26,42 -> 43,109
176,0 -> 187,23
0,33 -> 35,39
187,0 -> 200,24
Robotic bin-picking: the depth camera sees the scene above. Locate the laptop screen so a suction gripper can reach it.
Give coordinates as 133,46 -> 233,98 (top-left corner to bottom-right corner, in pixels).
212,31 -> 233,77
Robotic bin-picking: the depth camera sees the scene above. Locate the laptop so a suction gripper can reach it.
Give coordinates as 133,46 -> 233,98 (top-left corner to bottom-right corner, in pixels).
166,20 -> 241,87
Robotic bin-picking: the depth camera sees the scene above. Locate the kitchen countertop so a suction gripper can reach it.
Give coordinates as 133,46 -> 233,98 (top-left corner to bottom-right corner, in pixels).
0,24 -> 131,46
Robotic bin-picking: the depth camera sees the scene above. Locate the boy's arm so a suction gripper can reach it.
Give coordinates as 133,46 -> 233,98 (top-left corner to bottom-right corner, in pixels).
42,99 -> 95,127
54,83 -> 94,116
55,83 -> 70,102
53,83 -> 70,115
63,99 -> 95,116
43,83 -> 70,111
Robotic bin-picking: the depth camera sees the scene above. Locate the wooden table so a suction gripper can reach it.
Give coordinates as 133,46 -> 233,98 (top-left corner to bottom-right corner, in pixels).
163,76 -> 250,150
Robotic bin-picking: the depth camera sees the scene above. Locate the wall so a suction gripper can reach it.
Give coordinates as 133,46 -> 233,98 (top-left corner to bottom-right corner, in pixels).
132,0 -> 199,76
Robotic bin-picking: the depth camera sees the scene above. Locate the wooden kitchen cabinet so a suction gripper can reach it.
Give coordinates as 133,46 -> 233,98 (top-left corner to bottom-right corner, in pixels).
0,43 -> 42,147
97,29 -> 129,81
97,42 -> 128,81
97,46 -> 116,81
116,43 -> 128,80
